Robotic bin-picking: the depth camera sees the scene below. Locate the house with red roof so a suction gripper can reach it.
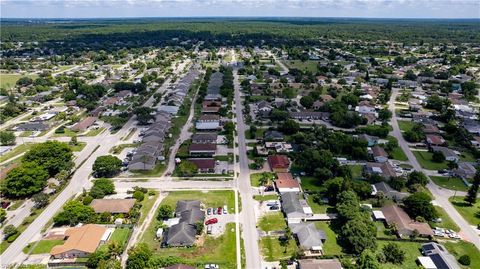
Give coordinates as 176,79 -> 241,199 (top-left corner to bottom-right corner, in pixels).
267,155 -> 290,173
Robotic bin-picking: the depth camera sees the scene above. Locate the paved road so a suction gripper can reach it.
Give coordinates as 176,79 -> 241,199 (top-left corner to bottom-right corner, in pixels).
232,51 -> 262,269
0,58 -> 191,267
389,87 -> 480,249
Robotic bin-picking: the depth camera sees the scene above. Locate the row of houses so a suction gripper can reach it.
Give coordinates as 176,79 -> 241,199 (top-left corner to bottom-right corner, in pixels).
128,111 -> 171,171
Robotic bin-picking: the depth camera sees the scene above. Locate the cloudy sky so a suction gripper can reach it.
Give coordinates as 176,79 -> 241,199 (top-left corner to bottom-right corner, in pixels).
1,0 -> 479,19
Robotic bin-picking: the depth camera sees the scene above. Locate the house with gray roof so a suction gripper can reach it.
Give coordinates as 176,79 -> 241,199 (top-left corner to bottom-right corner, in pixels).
281,192 -> 306,224
371,182 -> 408,202
290,222 -> 326,256
164,222 -> 196,247
175,200 -> 201,217
418,242 -> 461,269
179,208 -> 205,225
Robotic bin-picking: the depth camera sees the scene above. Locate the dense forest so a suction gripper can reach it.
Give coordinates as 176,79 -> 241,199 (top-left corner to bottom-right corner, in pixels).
1,18 -> 479,50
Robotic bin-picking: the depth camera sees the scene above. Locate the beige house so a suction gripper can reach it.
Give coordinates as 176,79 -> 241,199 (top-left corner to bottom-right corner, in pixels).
50,224 -> 107,259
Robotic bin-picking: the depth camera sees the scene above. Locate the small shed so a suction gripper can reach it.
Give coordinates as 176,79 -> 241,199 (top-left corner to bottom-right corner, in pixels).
156,228 -> 164,239
372,210 -> 385,220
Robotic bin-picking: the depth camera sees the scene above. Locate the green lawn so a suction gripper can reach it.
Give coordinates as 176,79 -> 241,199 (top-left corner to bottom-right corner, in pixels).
314,222 -> 344,255
260,236 -> 298,262
430,176 -> 468,192
300,176 -> 322,192
85,127 -> 106,137
283,60 -> 318,73
0,73 -> 38,89
449,196 -> 480,225
250,172 -> 275,187
244,128 -> 267,140
397,120 -> 416,132
19,131 -> 33,137
350,164 -> 364,180
376,240 -> 423,269
52,128 -> 78,137
258,212 -> 286,232
375,221 -> 397,239
412,151 -> 448,170
253,194 -> 278,202
0,143 -> 33,162
23,240 -> 64,254
386,136 -> 408,161
69,142 -> 86,152
444,241 -> 480,269
307,196 -> 334,214
430,206 -> 460,232
139,191 -> 159,224
131,163 -> 166,177
459,151 -> 477,162
110,143 -> 138,154
109,227 -> 131,246
159,190 -> 236,215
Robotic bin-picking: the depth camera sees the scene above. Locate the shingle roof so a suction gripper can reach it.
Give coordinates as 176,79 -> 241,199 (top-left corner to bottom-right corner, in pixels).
50,224 -> 106,256
166,222 -> 196,247
90,199 -> 136,213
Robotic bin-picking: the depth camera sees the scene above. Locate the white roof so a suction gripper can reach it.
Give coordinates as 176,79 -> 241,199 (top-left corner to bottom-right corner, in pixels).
373,210 -> 385,220
417,256 -> 437,269
165,218 -> 180,227
302,206 -> 313,215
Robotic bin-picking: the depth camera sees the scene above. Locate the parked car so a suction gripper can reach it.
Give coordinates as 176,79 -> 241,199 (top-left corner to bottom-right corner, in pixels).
264,185 -> 274,192
207,208 -> 212,215
269,205 -> 279,210
266,201 -> 278,207
205,218 -> 218,225
217,207 -> 223,215
223,205 -> 228,214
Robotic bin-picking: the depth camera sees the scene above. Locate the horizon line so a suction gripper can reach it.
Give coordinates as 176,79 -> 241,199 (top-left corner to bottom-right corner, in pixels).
2,16 -> 480,20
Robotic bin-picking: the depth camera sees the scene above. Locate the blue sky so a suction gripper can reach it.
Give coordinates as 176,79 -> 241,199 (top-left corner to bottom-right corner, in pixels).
1,0 -> 479,19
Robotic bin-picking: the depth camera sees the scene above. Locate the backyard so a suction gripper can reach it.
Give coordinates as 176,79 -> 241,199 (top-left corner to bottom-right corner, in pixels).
376,240 -> 423,269
314,221 -> 344,256
260,236 -> 297,262
250,172 -> 275,187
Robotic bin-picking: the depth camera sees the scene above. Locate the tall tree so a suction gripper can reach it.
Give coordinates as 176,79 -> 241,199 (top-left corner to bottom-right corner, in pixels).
465,172 -> 480,205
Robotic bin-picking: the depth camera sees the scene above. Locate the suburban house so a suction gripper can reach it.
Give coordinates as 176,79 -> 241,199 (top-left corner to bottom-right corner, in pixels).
265,142 -> 293,153
371,182 -> 408,201
422,124 -> 440,134
192,133 -> 218,144
275,173 -> 301,193
281,192 -> 312,224
50,224 -> 107,259
290,222 -> 326,257
431,146 -> 459,162
289,111 -> 330,121
195,121 -> 220,131
426,134 -> 445,147
163,200 -> 204,247
453,162 -> 477,179
371,145 -> 388,163
418,242 -> 461,269
298,259 -> 343,269
90,199 -> 136,214
188,158 -> 216,173
364,162 -> 396,179
71,116 -> 97,132
267,155 -> 290,172
15,122 -> 48,131
263,130 -> 284,141
380,204 -> 433,237
188,144 -> 217,156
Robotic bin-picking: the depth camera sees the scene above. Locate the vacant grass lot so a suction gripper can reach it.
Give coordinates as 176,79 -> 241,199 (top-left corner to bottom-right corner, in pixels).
85,127 -> 106,137
253,194 -> 278,202
258,212 -> 286,232
397,120 -> 416,132
412,151 -> 448,170
109,227 -> 131,246
260,236 -> 297,262
0,73 -> 38,89
444,240 -> 480,269
430,176 -> 468,192
250,172 -> 275,187
449,196 -> 480,225
23,240 -> 64,254
300,176 -> 322,192
283,60 -> 318,73
376,240 -> 423,269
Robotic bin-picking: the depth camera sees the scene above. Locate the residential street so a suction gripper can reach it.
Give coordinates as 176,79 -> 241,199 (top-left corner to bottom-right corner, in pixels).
389,87 -> 480,250
232,50 -> 262,269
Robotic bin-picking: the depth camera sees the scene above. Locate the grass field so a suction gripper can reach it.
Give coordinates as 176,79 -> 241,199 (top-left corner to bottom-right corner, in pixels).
131,163 -> 166,177
69,142 -> 86,152
449,196 -> 480,225
258,212 -> 286,232
350,164 -> 364,180
250,172 -> 275,187
109,227 -> 131,246
430,206 -> 460,232
159,190 -> 236,212
376,240 -> 423,269
260,236 -> 298,262
444,240 -> 480,269
387,137 -> 408,161
307,196 -> 335,214
52,128 -> 78,137
85,127 -> 106,137
0,73 -> 38,89
300,176 -> 322,192
397,120 -> 416,132
430,176 -> 468,192
138,191 -> 159,224
314,222 -> 344,255
283,60 -> 318,73
23,240 -> 64,254
412,151 -> 448,170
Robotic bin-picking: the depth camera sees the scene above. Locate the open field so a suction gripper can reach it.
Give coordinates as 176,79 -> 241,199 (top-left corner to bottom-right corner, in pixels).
283,60 -> 318,73
431,176 -> 468,192
260,236 -> 297,262
444,240 -> 480,269
258,212 -> 286,232
449,196 -> 480,225
0,73 -> 38,89
412,151 -> 448,170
